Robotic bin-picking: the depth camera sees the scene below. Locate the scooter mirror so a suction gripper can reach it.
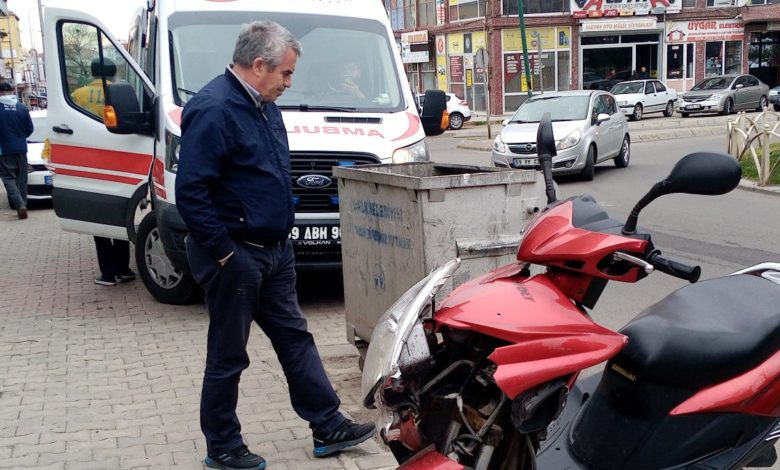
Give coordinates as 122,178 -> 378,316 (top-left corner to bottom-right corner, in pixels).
622,152 -> 741,235
665,152 -> 742,196
537,113 -> 557,204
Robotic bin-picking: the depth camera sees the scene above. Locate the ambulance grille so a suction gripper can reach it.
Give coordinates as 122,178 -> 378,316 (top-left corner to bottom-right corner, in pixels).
290,152 -> 381,212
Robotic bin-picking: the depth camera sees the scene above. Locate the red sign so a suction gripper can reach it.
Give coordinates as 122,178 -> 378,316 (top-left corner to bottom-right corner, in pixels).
450,56 -> 464,82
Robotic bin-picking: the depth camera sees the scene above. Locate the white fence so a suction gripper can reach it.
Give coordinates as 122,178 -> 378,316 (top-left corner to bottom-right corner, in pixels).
727,109 -> 780,187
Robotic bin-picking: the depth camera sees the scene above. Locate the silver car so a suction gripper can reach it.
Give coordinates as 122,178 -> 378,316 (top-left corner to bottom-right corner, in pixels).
679,74 -> 769,117
491,90 -> 630,181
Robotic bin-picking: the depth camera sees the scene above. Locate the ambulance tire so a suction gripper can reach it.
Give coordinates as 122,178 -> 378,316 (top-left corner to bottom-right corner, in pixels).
135,212 -> 202,305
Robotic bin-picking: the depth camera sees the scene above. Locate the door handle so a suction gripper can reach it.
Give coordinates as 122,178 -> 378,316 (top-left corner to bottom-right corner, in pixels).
52,125 -> 74,135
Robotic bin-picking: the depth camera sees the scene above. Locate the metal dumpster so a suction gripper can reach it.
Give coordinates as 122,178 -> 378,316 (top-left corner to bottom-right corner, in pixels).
333,162 -> 546,353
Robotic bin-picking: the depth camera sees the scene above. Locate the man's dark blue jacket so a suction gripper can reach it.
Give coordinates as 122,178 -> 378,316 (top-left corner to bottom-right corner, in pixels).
175,70 -> 294,261
0,99 -> 33,155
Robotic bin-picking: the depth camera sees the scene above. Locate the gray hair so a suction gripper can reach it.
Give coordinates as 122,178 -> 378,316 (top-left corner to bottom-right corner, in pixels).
232,21 -> 302,69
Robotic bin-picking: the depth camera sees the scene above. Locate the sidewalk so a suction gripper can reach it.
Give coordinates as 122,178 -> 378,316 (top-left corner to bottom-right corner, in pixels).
0,197 -> 395,469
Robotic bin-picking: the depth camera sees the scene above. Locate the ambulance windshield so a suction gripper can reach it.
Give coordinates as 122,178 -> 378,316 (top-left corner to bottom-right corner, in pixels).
169,12 -> 406,112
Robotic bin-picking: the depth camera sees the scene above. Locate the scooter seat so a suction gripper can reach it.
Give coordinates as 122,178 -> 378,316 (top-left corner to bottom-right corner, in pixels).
616,273 -> 780,388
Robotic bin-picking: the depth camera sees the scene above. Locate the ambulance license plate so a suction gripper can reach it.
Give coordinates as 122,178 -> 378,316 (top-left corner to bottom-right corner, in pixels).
290,225 -> 340,242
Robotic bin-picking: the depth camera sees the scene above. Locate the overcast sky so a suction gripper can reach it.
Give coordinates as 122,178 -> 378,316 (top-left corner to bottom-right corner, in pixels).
8,0 -> 145,51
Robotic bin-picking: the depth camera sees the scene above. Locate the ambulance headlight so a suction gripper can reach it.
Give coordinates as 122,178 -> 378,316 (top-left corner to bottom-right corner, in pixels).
392,139 -> 430,163
165,131 -> 180,173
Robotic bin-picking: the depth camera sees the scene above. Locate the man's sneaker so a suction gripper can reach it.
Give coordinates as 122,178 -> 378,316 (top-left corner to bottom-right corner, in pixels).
94,276 -> 117,286
204,445 -> 266,469
313,419 -> 377,458
116,272 -> 136,283
17,207 -> 27,219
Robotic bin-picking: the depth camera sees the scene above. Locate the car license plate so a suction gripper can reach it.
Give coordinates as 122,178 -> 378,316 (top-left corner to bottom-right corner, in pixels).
44,175 -> 53,186
290,225 -> 340,244
685,104 -> 702,110
512,158 -> 536,169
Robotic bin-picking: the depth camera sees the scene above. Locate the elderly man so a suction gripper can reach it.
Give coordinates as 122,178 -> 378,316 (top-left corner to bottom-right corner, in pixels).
175,21 -> 375,470
0,81 -> 33,219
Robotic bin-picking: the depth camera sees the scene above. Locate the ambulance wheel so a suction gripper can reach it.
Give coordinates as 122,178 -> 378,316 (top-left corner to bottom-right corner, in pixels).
135,212 -> 202,305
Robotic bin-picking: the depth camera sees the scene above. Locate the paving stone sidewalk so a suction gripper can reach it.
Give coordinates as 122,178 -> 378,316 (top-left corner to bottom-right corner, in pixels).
0,196 -> 396,470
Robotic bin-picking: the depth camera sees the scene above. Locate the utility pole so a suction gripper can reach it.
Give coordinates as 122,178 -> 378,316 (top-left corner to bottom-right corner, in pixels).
516,0 -> 532,98
6,14 -> 16,95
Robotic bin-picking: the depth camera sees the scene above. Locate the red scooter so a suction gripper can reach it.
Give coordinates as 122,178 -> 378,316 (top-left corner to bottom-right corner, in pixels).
361,114 -> 780,469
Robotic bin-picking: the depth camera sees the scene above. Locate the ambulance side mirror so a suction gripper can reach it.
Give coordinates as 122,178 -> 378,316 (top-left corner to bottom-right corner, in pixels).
420,89 -> 448,136
104,83 -> 153,135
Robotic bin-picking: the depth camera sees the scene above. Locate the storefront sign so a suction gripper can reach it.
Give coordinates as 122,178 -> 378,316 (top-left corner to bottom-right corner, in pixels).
571,0 -> 681,17
503,27 -> 571,52
580,18 -> 657,33
665,19 -> 744,43
401,31 -> 430,64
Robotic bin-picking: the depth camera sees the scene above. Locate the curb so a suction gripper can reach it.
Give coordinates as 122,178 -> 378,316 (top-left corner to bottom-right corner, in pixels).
737,178 -> 780,196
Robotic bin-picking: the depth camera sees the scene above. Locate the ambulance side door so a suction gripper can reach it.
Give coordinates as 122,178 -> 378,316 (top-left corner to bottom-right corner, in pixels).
45,8 -> 154,240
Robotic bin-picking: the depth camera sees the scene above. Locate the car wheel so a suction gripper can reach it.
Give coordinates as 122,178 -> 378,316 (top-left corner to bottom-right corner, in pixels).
581,145 -> 595,181
614,135 -> 630,168
663,101 -> 675,117
449,112 -> 464,130
757,96 -> 768,112
681,112 -> 690,118
721,98 -> 733,115
135,212 -> 202,305
631,103 -> 643,121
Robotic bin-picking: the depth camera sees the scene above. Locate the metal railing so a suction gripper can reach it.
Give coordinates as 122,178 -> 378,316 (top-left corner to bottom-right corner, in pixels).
727,109 -> 780,186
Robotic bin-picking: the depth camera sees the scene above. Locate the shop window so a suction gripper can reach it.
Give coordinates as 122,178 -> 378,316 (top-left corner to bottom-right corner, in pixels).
683,0 -> 696,6
558,51 -> 571,91
502,0 -> 569,15
724,41 -> 742,75
706,0 -> 745,5
417,0 -> 436,26
450,0 -> 486,21
666,44 -> 694,80
748,0 -> 780,4
705,42 -> 723,76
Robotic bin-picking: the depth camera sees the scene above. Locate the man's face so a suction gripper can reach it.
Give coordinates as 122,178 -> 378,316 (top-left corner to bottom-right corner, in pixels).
250,47 -> 297,102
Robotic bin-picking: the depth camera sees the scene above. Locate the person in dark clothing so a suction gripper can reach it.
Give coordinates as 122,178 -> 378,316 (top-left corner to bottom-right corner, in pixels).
638,66 -> 650,79
70,59 -> 136,286
175,21 -> 376,470
0,81 -> 33,219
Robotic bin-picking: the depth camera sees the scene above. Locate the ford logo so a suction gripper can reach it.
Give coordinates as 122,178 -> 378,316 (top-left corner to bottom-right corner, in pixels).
297,174 -> 332,189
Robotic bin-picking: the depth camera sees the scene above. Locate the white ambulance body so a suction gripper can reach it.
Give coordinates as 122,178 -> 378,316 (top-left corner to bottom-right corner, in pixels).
45,0 -> 439,304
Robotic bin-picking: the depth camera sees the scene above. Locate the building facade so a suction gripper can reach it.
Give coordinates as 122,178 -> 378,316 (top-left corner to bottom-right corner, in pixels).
386,0 -> 780,115
1,12 -> 25,84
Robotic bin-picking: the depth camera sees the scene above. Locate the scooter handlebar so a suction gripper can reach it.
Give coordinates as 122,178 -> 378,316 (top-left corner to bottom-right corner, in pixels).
647,251 -> 701,283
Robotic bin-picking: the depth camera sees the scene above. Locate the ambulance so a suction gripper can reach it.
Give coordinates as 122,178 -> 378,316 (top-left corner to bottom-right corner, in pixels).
44,0 -> 447,304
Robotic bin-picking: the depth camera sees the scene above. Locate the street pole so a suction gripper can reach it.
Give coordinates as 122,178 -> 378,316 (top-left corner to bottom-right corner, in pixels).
516,0 -> 532,98
533,30 -> 543,94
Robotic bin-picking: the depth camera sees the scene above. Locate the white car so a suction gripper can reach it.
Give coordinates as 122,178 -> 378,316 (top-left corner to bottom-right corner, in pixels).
445,93 -> 472,130
610,80 -> 678,121
26,110 -> 53,201
491,90 -> 630,181
416,92 -> 472,130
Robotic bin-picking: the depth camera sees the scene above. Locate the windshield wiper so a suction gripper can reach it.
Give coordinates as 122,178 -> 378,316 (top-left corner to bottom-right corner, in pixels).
279,104 -> 357,112
509,119 -> 533,124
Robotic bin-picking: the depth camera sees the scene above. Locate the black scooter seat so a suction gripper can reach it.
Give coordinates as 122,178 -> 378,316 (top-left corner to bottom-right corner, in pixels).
616,273 -> 780,388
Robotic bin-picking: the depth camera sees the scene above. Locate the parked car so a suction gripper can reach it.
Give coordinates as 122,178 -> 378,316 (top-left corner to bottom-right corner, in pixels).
415,92 -> 472,130
679,74 -> 769,117
610,79 -> 678,121
25,110 -> 53,202
769,85 -> 780,111
491,90 -> 630,181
